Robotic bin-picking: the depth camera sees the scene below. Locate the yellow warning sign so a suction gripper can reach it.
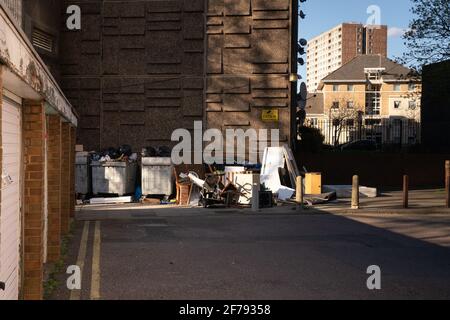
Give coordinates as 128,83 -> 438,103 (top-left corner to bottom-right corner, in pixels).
262,109 -> 279,122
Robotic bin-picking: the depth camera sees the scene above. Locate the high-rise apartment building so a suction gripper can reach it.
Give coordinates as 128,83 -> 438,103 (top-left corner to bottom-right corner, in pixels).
306,23 -> 387,92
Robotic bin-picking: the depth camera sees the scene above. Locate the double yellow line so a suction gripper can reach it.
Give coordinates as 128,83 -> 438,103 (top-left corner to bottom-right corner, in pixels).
69,221 -> 101,300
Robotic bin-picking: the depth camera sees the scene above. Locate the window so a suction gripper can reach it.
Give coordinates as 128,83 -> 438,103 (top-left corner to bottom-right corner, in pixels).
393,84 -> 401,91
333,84 -> 339,92
394,101 -> 401,109
409,100 -> 417,110
332,101 -> 340,109
347,101 -> 354,108
366,84 -> 381,115
347,84 -> 354,91
409,83 -> 416,91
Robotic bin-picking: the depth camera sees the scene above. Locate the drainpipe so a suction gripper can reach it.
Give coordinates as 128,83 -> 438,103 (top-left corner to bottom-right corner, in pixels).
290,0 -> 299,150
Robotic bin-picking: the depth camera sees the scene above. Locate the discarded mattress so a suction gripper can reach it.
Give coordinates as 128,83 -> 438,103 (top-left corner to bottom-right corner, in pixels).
304,192 -> 337,205
322,185 -> 378,198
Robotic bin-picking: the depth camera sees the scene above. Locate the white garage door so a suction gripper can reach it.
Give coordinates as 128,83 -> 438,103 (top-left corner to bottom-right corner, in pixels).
0,94 -> 22,300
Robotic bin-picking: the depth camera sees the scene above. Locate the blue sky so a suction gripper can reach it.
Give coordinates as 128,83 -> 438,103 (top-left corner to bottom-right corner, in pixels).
298,0 -> 414,81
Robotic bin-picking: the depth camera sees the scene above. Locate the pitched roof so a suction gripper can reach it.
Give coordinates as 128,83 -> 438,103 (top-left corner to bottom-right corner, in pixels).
322,55 -> 416,82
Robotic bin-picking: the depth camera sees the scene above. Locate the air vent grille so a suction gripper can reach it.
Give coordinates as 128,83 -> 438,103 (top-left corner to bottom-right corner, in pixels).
32,28 -> 54,52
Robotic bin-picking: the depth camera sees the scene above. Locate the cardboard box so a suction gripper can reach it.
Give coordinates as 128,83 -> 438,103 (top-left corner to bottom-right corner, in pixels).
305,173 -> 322,195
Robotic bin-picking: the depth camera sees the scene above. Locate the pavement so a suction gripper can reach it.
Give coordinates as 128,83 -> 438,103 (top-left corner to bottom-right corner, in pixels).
50,191 -> 450,300
314,189 -> 450,214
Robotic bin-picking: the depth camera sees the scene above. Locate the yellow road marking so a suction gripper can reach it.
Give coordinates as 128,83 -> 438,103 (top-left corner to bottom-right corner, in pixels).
90,221 -> 101,300
70,221 -> 90,300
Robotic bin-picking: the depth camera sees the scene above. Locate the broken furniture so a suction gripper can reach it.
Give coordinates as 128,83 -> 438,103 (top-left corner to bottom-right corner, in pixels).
174,165 -> 205,206
199,173 -> 226,208
141,157 -> 174,197
178,183 -> 192,206
231,172 -> 256,205
186,171 -> 241,208
91,161 -> 137,196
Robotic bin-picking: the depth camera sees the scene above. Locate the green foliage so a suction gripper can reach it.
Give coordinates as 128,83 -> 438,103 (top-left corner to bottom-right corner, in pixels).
43,220 -> 76,300
297,126 -> 325,153
400,0 -> 450,70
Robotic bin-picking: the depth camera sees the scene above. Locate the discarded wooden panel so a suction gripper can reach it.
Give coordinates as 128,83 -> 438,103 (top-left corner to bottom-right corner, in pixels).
89,197 -> 133,205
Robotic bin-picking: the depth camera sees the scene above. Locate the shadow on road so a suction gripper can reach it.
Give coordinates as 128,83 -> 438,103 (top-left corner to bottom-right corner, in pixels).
50,203 -> 450,300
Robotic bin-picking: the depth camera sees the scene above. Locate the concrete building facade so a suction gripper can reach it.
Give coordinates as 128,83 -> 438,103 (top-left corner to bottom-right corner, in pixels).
306,23 -> 387,92
59,0 -> 297,158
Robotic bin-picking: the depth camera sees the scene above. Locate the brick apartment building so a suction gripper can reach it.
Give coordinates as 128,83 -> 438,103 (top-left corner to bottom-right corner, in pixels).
0,1 -> 77,300
59,0 -> 298,157
305,55 -> 421,146
306,23 -> 388,92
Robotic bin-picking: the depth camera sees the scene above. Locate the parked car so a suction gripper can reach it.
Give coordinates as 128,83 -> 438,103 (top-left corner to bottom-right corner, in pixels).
340,140 -> 378,151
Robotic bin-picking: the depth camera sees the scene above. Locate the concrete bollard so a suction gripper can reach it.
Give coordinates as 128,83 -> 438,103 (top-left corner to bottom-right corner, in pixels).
446,161 -> 450,209
351,175 -> 359,210
296,176 -> 304,209
403,175 -> 409,209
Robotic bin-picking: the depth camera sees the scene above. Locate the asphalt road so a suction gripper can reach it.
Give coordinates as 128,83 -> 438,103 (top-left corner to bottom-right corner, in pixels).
52,205 -> 450,300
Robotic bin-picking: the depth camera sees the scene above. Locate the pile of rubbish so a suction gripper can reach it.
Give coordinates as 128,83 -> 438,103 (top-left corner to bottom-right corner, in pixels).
141,146 -> 172,158
91,145 -> 138,163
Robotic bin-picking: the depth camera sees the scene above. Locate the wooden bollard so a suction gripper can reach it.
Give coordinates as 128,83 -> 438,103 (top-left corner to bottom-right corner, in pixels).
296,176 -> 304,209
351,175 -> 359,210
446,161 -> 450,209
403,175 -> 409,209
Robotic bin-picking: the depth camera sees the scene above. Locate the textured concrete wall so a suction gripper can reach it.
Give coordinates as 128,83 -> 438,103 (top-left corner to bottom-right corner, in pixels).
60,0 -> 293,153
206,0 -> 292,145
60,0 -> 205,151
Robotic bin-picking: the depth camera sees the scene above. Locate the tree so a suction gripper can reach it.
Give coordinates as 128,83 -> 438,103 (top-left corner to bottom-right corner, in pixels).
328,99 -> 362,147
400,0 -> 450,70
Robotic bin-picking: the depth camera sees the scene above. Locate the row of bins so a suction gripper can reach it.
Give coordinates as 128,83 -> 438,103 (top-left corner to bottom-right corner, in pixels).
76,156 -> 174,197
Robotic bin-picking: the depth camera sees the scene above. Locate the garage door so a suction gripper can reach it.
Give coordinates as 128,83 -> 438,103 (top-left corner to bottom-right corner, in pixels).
0,94 -> 22,300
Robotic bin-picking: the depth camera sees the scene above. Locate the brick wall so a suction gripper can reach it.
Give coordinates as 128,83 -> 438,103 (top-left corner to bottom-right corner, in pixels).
69,126 -> 76,217
60,122 -> 71,235
22,100 -> 46,300
46,115 -> 62,263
